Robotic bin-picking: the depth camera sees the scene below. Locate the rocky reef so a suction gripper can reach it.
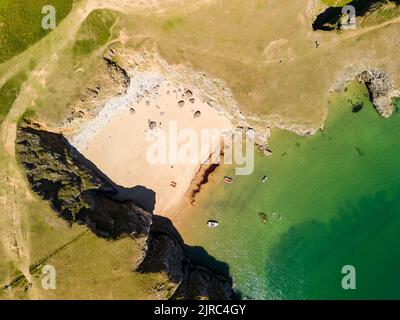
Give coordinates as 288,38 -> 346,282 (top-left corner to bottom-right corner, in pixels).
16,122 -> 236,300
357,69 -> 400,118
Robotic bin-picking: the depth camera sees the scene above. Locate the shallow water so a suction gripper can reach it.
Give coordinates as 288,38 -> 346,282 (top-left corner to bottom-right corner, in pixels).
177,82 -> 400,299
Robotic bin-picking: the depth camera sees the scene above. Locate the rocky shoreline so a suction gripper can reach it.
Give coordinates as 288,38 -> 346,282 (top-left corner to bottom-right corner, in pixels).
331,66 -> 400,118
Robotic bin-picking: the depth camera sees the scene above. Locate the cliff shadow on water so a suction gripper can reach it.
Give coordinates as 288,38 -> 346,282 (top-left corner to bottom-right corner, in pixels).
184,245 -> 231,281
15,122 -> 237,300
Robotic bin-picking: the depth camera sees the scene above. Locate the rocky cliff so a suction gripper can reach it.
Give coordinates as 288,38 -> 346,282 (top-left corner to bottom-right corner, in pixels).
16,122 -> 236,300
356,69 -> 400,118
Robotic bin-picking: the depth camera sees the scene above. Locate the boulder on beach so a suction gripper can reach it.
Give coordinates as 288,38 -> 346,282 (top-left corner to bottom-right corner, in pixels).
178,100 -> 185,107
189,98 -> 195,104
194,111 -> 201,118
148,120 -> 157,130
185,89 -> 193,98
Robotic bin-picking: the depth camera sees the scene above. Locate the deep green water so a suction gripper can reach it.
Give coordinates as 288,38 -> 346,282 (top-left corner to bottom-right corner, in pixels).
178,82 -> 400,299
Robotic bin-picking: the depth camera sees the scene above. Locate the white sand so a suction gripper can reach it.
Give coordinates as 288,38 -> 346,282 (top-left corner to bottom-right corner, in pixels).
72,75 -> 232,218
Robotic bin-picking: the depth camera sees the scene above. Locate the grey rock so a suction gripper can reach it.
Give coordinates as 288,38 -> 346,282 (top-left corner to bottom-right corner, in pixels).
356,69 -> 400,118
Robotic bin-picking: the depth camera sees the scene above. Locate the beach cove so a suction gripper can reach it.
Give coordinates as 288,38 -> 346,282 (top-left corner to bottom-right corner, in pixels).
70,71 -> 233,217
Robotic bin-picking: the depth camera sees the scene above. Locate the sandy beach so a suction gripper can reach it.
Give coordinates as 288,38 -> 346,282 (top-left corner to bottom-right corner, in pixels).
72,75 -> 232,219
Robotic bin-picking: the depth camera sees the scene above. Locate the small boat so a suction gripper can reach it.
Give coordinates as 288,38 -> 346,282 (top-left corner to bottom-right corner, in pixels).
261,176 -> 268,183
207,220 -> 219,228
224,176 -> 234,184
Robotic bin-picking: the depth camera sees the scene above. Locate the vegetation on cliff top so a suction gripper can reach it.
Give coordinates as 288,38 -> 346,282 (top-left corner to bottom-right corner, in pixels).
0,71 -> 27,125
0,0 -> 73,63
73,9 -> 119,57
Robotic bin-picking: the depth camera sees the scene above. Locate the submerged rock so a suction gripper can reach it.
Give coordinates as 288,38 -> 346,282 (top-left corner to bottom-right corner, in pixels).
352,103 -> 363,113
258,212 -> 268,224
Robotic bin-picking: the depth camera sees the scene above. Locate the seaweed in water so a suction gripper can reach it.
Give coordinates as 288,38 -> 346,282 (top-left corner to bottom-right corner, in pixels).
355,147 -> 365,156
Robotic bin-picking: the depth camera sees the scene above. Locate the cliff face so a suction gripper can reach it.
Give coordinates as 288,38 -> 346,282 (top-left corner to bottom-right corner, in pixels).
16,122 -> 236,300
16,124 -> 152,238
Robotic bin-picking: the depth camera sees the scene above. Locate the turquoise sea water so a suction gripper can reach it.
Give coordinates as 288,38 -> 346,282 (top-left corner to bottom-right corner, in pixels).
177,82 -> 400,299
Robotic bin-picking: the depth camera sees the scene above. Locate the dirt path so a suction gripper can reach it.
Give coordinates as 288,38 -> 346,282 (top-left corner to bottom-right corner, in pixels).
342,15 -> 400,40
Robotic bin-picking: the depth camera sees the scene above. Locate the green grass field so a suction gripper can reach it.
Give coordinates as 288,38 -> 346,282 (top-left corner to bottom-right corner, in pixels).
0,0 -> 73,63
321,0 -> 352,6
73,9 -> 118,56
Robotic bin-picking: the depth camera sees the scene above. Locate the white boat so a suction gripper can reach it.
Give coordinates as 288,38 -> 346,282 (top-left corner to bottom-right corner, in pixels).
261,176 -> 268,183
207,220 -> 219,228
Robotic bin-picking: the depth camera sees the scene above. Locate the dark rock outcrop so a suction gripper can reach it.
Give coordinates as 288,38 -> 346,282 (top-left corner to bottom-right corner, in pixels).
103,54 -> 130,89
356,69 -> 400,118
172,265 -> 236,300
16,124 -> 152,238
16,122 -> 236,300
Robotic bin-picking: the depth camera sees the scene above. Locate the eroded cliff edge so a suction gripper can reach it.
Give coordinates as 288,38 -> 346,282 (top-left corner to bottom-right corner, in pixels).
15,122 -> 236,300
